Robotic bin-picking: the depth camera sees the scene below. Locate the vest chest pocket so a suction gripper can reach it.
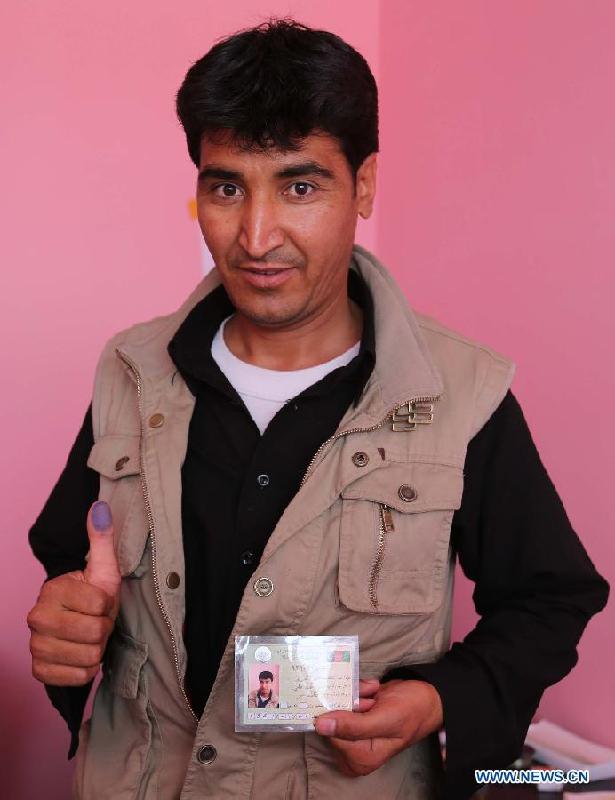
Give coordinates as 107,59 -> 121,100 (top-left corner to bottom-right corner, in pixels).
338,462 -> 463,615
87,434 -> 150,577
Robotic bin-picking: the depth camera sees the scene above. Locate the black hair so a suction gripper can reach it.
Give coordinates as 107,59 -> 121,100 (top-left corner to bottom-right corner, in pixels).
259,670 -> 274,681
176,18 -> 378,177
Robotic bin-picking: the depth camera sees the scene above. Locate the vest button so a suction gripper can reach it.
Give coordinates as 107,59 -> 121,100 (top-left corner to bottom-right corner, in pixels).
241,550 -> 255,566
166,571 -> 180,589
398,484 -> 417,502
115,456 -> 130,471
352,451 -> 369,467
257,473 -> 270,487
197,744 -> 217,764
253,576 -> 274,597
148,413 -> 165,428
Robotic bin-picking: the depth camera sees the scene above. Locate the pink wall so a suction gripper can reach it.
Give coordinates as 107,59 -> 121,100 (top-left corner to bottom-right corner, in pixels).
379,0 -> 614,748
2,2 -> 612,796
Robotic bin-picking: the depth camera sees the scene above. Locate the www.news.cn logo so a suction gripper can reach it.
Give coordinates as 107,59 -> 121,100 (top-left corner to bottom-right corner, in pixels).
475,769 -> 590,785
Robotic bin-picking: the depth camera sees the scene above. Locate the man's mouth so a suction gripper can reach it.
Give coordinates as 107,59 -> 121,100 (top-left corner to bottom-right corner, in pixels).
239,264 -> 296,287
244,268 -> 291,275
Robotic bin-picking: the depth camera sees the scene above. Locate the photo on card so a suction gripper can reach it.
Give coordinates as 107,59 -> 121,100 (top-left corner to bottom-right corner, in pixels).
247,663 -> 281,709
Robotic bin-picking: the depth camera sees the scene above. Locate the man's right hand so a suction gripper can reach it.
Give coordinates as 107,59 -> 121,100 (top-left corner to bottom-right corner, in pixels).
27,500 -> 121,686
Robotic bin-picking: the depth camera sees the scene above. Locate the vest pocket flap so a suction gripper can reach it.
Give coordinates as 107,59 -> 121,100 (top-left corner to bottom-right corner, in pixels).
341,462 -> 463,513
87,435 -> 141,479
106,630 -> 148,699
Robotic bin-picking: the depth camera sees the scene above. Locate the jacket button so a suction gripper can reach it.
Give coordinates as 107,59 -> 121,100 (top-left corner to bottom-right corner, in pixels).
197,744 -> 217,764
257,473 -> 270,487
166,572 -> 180,589
115,456 -> 130,471
149,413 -> 165,428
352,451 -> 369,467
253,577 -> 274,597
398,484 -> 417,502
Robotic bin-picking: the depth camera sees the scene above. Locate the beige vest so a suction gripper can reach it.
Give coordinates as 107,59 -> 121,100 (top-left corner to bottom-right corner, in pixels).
72,246 -> 514,799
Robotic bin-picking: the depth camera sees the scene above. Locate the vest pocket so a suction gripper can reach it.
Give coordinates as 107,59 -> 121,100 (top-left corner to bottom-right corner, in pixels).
75,631 -> 160,799
106,628 -> 148,699
87,434 -> 150,577
338,462 -> 463,615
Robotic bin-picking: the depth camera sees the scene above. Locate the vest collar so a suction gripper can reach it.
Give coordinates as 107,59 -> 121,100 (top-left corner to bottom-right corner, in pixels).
347,245 -> 443,426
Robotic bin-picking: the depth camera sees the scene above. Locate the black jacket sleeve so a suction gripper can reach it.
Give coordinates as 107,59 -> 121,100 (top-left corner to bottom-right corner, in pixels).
385,391 -> 609,799
28,405 -> 99,757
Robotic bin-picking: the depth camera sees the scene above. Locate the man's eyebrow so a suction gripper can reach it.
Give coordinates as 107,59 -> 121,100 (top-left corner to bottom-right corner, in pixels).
197,161 -> 335,183
197,166 -> 243,182
275,161 -> 334,180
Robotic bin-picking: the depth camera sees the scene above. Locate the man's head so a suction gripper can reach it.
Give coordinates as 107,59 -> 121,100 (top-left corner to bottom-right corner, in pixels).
176,19 -> 378,179
258,670 -> 274,694
176,20 -> 379,333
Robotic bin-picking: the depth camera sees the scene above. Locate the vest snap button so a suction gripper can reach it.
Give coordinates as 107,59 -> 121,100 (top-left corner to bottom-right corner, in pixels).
197,744 -> 217,764
149,413 -> 165,428
115,456 -> 130,471
166,571 -> 180,589
253,577 -> 274,597
398,484 -> 417,502
352,451 -> 369,468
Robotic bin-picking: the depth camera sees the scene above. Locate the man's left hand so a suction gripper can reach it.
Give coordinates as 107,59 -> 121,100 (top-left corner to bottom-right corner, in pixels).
314,679 -> 443,777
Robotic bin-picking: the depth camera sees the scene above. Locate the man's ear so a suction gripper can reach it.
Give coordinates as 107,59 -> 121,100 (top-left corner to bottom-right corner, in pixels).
356,153 -> 378,219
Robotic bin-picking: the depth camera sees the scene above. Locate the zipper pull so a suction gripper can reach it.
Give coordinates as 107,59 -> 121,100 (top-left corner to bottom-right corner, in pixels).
380,503 -> 395,532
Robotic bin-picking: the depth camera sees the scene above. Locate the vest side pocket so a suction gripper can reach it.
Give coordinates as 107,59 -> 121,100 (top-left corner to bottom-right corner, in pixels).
106,629 -> 148,699
338,462 -> 463,615
75,630 -> 161,800
87,434 -> 150,578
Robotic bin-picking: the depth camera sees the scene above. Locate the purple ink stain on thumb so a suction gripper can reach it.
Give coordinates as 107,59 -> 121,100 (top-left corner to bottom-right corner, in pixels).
91,501 -> 112,532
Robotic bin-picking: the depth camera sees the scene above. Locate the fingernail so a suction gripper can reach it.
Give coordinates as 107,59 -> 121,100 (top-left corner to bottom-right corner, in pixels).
92,501 -> 112,532
315,718 -> 336,736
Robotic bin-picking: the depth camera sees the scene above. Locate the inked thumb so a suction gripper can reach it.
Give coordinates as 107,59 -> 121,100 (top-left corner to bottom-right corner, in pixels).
85,501 -> 121,602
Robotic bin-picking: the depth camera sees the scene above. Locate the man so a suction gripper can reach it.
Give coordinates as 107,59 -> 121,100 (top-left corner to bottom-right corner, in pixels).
248,671 -> 279,709
27,19 -> 608,800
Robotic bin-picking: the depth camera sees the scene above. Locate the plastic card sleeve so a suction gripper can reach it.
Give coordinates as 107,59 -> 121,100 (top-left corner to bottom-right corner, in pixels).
235,635 -> 359,733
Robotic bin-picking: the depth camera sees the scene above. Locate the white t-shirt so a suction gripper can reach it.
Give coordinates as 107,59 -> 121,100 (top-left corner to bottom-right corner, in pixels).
211,316 -> 361,435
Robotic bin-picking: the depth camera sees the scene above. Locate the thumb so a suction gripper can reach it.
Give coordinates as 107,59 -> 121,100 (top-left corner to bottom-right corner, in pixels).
84,501 -> 121,603
315,706 -> 394,741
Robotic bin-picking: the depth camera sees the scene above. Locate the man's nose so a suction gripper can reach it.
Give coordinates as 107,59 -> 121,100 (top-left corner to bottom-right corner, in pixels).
238,195 -> 285,258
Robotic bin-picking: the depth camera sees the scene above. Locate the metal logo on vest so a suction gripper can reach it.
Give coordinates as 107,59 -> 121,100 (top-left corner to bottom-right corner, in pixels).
391,398 -> 436,432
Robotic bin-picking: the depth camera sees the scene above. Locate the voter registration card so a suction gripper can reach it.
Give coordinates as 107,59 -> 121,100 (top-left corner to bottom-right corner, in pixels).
235,635 -> 359,732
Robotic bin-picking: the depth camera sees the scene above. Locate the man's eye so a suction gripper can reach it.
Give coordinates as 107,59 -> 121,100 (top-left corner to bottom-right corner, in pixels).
287,182 -> 315,198
213,184 -> 241,198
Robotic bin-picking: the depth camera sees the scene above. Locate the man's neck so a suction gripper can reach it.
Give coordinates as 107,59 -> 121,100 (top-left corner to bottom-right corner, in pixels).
224,296 -> 363,372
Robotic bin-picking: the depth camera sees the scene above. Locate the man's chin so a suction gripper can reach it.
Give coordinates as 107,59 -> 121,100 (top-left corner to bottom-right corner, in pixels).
234,301 -> 308,329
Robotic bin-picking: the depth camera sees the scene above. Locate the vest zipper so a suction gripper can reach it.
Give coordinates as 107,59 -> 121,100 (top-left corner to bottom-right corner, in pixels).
299,395 -> 440,489
116,349 -> 198,724
369,503 -> 395,609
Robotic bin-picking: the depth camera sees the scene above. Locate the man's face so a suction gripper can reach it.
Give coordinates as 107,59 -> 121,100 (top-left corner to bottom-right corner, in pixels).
195,132 -> 376,329
259,677 -> 272,695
